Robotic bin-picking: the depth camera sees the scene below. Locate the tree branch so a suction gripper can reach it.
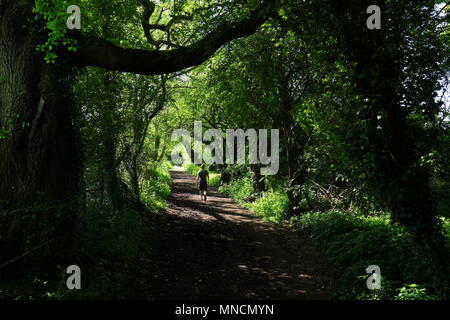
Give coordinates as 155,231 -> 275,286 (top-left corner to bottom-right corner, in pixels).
71,0 -> 274,75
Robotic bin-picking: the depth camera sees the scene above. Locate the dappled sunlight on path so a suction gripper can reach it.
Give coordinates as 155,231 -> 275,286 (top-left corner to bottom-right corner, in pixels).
129,167 -> 338,299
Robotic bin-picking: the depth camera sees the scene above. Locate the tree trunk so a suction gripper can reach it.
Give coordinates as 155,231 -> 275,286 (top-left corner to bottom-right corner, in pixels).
102,117 -> 122,209
0,3 -> 81,269
250,164 -> 267,194
131,156 -> 141,201
98,70 -> 124,210
284,130 -> 307,216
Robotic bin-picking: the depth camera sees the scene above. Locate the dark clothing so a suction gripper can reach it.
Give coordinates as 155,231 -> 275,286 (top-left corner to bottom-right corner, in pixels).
199,180 -> 208,191
197,169 -> 209,191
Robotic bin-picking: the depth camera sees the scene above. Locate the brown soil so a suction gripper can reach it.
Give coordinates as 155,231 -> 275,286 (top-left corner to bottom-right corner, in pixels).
128,167 -> 338,300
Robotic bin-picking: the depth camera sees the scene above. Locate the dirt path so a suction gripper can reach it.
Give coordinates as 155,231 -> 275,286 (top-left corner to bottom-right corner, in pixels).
129,167 -> 337,299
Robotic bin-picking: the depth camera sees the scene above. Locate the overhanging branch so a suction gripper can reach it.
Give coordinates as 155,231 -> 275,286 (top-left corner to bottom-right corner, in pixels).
71,0 -> 275,75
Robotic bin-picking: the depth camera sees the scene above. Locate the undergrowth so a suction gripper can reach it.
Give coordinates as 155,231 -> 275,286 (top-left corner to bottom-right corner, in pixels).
0,164 -> 172,300
211,168 -> 447,300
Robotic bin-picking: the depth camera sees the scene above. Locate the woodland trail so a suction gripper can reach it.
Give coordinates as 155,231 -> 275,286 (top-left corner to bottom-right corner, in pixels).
129,167 -> 338,299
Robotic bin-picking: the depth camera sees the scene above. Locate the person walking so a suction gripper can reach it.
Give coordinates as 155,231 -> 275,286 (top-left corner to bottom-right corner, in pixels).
197,164 -> 209,201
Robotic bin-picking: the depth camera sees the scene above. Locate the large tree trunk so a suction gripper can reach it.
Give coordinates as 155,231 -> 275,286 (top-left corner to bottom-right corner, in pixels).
0,3 -> 81,270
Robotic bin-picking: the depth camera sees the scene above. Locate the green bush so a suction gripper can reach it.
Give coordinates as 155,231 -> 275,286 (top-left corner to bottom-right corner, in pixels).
265,175 -> 287,191
55,204 -> 145,299
218,173 -> 289,223
431,176 -> 450,218
441,216 -> 450,242
249,191 -> 290,223
0,204 -> 147,300
209,173 -> 221,187
394,284 -> 438,300
141,165 -> 172,211
219,176 -> 254,201
183,163 -> 201,175
0,164 -> 173,300
297,210 -> 435,299
60,164 -> 172,299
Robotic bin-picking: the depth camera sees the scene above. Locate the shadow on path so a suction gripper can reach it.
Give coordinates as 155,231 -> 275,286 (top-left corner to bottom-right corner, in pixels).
129,167 -> 338,299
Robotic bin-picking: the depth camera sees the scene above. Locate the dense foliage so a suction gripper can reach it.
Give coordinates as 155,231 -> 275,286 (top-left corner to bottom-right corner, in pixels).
0,0 -> 449,300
